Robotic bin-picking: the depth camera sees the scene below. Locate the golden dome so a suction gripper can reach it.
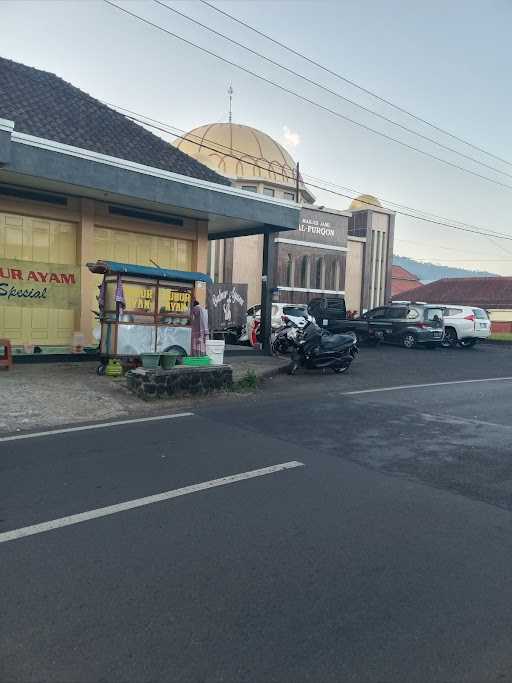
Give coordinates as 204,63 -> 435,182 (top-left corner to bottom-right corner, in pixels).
175,123 -> 314,201
349,194 -> 382,210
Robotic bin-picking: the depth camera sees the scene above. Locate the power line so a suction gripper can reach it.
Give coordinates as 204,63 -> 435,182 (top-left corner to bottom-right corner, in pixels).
301,172 -> 512,240
103,0 -> 512,195
103,100 -> 512,245
103,100 -> 512,243
199,0 -> 512,169
155,0 -> 512,183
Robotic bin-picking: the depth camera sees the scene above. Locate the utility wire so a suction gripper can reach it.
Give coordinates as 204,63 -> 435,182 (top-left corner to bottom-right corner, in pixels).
104,99 -> 512,245
155,0 -> 512,182
103,0 -> 512,194
301,172 -> 512,240
199,0 -> 512,169
103,100 -> 512,244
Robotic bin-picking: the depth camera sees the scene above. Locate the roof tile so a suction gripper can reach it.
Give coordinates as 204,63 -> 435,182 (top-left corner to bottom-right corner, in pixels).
0,56 -> 230,186
396,277 -> 512,309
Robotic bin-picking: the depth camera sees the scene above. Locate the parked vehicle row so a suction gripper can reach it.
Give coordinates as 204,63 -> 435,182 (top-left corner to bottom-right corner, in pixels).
234,297 -> 492,358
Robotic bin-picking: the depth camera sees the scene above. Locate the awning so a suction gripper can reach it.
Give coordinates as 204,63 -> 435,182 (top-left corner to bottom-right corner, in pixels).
1,123 -> 301,239
87,260 -> 212,284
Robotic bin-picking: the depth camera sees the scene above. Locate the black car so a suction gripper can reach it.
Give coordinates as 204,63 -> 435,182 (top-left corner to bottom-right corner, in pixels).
358,303 -> 445,349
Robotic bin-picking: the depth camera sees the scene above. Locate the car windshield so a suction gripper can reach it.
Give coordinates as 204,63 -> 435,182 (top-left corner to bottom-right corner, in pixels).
425,308 -> 444,322
283,306 -> 307,318
473,308 -> 488,320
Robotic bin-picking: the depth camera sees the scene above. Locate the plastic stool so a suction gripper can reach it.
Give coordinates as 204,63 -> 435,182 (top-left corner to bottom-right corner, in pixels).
0,339 -> 13,370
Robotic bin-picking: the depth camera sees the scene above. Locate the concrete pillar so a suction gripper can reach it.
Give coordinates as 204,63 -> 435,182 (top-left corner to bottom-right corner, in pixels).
195,220 -> 208,305
260,230 -> 275,355
77,198 -> 96,346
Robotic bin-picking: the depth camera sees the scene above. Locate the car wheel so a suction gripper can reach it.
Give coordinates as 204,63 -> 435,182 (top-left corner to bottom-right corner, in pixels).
459,338 -> 477,348
441,327 -> 458,348
402,333 -> 417,349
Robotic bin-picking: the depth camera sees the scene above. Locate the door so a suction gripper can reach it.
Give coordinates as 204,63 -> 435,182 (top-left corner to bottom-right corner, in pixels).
0,212 -> 77,346
366,307 -> 391,341
384,306 -> 409,343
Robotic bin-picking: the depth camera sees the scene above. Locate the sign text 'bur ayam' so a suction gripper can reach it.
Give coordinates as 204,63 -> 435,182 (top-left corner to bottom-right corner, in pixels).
0,259 -> 81,308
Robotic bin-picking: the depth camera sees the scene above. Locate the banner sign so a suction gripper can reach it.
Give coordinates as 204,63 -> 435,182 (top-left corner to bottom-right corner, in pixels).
207,283 -> 247,331
0,258 -> 81,309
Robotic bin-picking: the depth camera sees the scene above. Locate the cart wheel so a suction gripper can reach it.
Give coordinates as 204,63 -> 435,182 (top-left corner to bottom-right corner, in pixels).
96,363 -> 106,376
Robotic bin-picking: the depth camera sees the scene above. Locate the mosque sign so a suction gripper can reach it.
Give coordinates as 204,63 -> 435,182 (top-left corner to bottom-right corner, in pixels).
294,206 -> 348,248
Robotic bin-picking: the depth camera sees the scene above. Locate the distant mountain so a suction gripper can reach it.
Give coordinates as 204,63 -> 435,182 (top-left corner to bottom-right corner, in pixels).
393,255 -> 498,283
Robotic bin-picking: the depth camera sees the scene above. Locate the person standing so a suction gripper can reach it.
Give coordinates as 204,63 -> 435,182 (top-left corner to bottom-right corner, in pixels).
191,299 -> 209,356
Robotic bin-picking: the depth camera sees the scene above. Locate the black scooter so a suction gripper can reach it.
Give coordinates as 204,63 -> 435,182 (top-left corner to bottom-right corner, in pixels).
287,320 -> 358,375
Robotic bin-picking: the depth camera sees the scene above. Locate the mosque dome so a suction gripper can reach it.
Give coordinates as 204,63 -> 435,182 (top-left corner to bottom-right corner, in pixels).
349,194 -> 382,210
175,122 -> 314,202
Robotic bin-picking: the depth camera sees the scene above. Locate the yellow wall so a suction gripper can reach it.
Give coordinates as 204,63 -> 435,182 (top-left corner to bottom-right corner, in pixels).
0,196 -> 207,348
488,309 -> 512,322
232,234 -> 263,307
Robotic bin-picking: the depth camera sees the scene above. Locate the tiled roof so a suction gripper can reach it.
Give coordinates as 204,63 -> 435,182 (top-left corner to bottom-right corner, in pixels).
392,265 -> 420,282
397,277 -> 512,309
0,56 -> 230,186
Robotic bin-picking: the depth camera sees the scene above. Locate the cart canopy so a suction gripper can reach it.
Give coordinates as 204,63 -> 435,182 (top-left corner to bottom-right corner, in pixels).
87,260 -> 212,284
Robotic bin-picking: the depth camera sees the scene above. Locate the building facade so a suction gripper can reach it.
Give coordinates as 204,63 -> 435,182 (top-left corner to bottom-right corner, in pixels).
176,123 -> 395,313
0,59 -> 300,351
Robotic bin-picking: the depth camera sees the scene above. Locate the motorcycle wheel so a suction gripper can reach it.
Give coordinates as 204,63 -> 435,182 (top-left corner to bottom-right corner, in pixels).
333,365 -> 349,374
287,360 -> 299,375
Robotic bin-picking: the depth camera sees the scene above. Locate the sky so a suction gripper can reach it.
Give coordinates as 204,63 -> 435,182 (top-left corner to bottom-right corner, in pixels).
2,0 -> 512,273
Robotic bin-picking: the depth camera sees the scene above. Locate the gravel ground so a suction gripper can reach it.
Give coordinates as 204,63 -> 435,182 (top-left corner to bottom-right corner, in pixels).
0,354 -> 287,434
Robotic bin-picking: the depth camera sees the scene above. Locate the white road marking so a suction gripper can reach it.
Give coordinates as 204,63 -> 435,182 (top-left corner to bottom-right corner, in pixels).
0,461 -> 304,544
342,376 -> 512,396
0,413 -> 194,443
420,412 -> 512,430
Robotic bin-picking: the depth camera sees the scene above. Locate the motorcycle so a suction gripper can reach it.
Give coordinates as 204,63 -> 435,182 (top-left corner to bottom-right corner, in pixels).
271,314 -> 309,355
287,320 -> 358,375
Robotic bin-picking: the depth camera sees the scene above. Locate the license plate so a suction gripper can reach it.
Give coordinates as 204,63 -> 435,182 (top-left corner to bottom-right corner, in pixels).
433,332 -> 442,338
478,323 -> 488,329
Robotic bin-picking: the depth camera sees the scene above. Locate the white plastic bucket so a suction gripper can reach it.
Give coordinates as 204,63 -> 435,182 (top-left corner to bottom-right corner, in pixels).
206,339 -> 225,366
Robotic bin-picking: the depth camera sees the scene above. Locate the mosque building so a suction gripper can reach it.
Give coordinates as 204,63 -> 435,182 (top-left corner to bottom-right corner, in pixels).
176,121 -> 395,313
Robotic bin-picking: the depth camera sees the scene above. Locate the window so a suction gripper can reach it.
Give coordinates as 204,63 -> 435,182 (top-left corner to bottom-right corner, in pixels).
367,307 -> 386,320
314,257 -> 324,289
473,308 -> 488,319
425,308 -> 444,322
445,307 -> 463,316
286,254 -> 294,286
263,187 -> 275,197
386,307 -> 408,319
300,256 -> 310,288
283,306 -> 308,318
406,308 -> 420,320
241,185 -> 257,192
284,191 -> 295,201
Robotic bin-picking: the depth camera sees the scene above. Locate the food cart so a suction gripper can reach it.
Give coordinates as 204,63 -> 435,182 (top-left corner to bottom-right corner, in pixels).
87,260 -> 212,373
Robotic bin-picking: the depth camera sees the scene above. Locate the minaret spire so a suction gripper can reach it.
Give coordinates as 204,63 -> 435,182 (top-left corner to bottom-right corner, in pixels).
228,84 -> 234,124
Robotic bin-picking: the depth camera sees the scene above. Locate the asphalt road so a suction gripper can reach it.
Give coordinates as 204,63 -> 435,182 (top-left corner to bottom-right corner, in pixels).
3,343 -> 512,682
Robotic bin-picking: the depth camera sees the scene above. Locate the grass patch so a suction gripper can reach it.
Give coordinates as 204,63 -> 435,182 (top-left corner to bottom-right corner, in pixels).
489,333 -> 512,341
233,369 -> 259,392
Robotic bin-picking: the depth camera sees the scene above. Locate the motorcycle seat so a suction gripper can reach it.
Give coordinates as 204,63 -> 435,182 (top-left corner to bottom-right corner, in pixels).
319,333 -> 354,350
